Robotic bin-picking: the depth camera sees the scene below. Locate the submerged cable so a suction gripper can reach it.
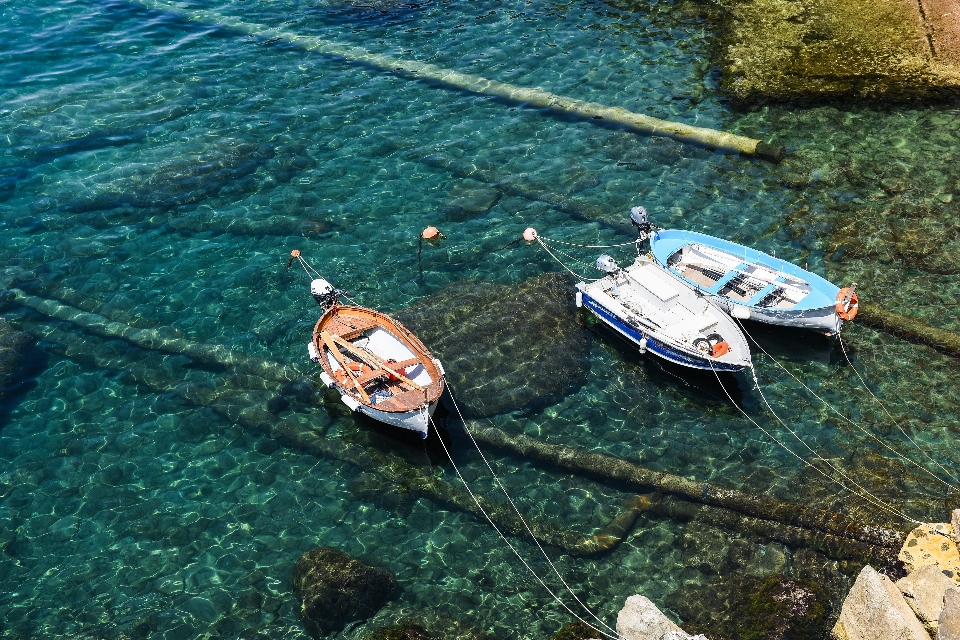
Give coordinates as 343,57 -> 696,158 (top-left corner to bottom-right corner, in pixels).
706,360 -> 927,527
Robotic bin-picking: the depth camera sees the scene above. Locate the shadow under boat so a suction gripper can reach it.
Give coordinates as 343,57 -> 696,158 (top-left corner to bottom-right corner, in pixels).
346,400 -> 453,469
737,319 -> 845,367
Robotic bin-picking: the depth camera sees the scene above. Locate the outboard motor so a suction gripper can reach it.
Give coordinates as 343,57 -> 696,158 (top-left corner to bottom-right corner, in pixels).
595,255 -> 619,275
630,205 -> 656,250
311,278 -> 341,309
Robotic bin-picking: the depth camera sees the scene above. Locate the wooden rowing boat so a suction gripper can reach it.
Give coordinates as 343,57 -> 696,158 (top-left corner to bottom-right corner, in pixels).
303,274 -> 445,438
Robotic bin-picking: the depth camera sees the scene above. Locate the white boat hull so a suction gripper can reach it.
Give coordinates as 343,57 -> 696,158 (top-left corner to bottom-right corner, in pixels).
339,391 -> 439,438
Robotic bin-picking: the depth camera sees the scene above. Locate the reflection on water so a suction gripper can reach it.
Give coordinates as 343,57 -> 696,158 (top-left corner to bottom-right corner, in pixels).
1,0 -> 959,638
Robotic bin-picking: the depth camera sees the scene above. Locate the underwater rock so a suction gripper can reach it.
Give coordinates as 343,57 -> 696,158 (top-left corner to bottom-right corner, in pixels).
666,573 -> 829,640
616,594 -> 705,640
291,547 -> 397,638
832,565 -> 928,640
364,620 -> 435,640
0,319 -> 35,412
393,273 -> 591,418
441,179 -> 501,221
548,621 -> 599,640
718,0 -> 960,104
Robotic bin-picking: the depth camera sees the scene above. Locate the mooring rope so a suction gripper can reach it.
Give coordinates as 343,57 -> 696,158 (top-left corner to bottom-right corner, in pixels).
836,333 -> 959,488
439,391 -> 622,639
534,237 -> 601,282
534,235 -> 639,249
427,409 -> 619,640
706,360 -> 928,527
734,319 -> 959,492
294,253 -> 362,306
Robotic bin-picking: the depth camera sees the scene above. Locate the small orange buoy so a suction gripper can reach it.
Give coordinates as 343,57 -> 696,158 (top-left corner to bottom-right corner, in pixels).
422,226 -> 445,241
523,228 -> 538,242
291,249 -> 301,258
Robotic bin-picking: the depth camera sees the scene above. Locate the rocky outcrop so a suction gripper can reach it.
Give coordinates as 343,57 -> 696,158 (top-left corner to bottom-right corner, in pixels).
940,588 -> 960,640
364,620 -> 435,640
832,565 -> 929,640
291,547 -> 397,638
897,564 -> 958,633
394,273 -> 591,418
616,595 -> 706,640
0,319 -> 35,412
899,523 -> 960,582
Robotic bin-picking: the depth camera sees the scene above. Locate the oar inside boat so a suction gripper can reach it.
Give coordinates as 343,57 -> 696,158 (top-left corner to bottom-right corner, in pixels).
290,250 -> 446,438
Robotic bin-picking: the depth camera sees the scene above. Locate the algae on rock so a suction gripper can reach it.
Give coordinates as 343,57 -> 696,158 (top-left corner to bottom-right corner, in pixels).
718,0 -> 960,104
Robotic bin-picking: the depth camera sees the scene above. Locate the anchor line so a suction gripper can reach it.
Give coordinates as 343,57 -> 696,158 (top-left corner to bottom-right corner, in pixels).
295,253 -> 362,306
427,411 -> 620,640
734,318 -> 959,493
837,333 -> 959,488
534,235 -> 639,249
705,359 -> 929,527
440,390 -> 622,638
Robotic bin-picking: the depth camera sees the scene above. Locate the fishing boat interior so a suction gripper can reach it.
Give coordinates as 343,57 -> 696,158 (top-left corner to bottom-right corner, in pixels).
666,244 -> 813,309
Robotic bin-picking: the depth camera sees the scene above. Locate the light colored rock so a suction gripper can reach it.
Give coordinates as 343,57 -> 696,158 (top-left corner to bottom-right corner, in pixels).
615,595 -> 706,640
832,565 -> 929,640
900,523 -> 960,584
941,588 -> 960,640
952,510 -> 960,545
898,564 -> 957,632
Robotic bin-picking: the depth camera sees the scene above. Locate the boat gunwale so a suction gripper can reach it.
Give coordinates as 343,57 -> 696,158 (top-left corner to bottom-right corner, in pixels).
313,304 -> 444,413
651,229 -> 839,312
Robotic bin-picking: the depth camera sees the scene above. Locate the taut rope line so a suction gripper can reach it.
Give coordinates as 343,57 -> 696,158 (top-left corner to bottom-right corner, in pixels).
706,359 -> 928,527
837,333 -> 959,487
427,410 -> 619,640
734,318 -> 959,492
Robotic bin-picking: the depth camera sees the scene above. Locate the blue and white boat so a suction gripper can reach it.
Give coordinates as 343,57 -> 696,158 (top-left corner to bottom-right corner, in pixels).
648,227 -> 858,336
575,254 -> 752,372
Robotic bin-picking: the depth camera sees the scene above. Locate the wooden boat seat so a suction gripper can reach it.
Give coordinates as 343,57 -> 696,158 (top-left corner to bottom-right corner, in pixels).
325,315 -> 379,340
373,386 -> 434,412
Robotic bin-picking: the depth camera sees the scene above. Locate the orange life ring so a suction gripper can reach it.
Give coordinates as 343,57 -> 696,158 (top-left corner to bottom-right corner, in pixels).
835,288 -> 859,321
711,342 -> 730,358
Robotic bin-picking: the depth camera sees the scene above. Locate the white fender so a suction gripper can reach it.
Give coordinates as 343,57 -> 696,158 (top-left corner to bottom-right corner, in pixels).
319,372 -> 336,388
638,337 -> 647,353
433,358 -> 445,377
307,341 -> 320,363
340,395 -> 361,411
730,305 -> 751,320
575,290 -> 583,308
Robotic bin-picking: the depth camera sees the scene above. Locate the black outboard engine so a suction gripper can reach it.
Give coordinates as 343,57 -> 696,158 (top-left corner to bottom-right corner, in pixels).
311,278 -> 345,309
630,205 -> 655,238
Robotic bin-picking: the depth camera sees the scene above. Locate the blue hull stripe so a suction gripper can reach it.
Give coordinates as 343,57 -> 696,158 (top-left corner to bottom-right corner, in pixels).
582,294 -> 744,372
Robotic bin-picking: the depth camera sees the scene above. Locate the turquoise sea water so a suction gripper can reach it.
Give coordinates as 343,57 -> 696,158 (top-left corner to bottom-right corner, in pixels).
2,0 -> 960,638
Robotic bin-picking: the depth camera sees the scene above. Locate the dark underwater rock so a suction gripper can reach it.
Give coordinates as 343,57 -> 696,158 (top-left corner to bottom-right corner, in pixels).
0,320 -> 36,414
365,620 -> 435,640
291,547 -> 397,638
666,573 -> 831,640
548,620 -> 596,640
393,272 -> 592,418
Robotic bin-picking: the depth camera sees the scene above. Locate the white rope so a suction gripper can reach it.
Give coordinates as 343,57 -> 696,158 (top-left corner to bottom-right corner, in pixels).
427,412 -> 620,640
706,359 -> 928,527
297,254 -> 362,305
837,333 -> 959,487
535,238 -> 601,282
746,365 -> 926,525
735,319 -> 959,492
536,235 -> 638,249
441,390 -> 621,639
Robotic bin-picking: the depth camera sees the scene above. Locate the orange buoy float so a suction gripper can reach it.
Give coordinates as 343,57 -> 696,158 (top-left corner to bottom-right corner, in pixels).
523,228 -> 538,242
711,342 -> 730,358
835,286 -> 859,321
422,226 -> 445,241
291,249 -> 301,258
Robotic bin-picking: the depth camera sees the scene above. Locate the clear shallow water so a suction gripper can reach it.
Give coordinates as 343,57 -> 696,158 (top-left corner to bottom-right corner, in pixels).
1,0 -> 959,638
